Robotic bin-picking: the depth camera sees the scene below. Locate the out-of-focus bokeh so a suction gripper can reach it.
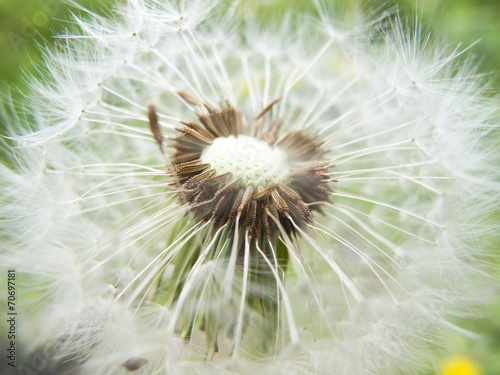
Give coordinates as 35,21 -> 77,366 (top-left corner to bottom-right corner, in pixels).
2,0 -> 499,90
0,1 -> 499,374
0,0 -> 123,92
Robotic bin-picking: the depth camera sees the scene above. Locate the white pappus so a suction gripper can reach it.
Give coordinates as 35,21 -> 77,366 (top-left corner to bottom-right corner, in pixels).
0,1 -> 498,375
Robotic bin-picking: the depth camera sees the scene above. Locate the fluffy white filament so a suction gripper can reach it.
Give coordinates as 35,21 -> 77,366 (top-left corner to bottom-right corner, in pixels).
0,1 -> 498,374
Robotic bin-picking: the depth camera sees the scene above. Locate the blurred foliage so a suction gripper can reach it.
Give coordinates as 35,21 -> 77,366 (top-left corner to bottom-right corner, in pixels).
1,0 -> 500,91
398,0 -> 500,87
0,1 -> 499,374
0,0 -> 125,93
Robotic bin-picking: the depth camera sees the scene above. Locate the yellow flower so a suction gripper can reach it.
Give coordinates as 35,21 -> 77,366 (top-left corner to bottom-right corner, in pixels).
441,356 -> 480,375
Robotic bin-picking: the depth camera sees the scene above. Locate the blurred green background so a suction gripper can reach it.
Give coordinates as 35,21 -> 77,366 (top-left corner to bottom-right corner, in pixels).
0,1 -> 499,374
1,0 -> 500,91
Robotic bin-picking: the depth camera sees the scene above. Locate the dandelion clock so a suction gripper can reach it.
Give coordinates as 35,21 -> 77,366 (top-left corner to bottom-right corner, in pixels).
1,1 -> 498,374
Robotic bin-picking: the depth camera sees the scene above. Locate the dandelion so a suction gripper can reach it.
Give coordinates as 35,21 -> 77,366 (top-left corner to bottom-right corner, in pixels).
440,356 -> 481,375
1,0 -> 498,374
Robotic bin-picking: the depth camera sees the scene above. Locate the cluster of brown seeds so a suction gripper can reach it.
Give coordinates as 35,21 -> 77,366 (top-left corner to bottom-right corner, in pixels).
149,100 -> 332,239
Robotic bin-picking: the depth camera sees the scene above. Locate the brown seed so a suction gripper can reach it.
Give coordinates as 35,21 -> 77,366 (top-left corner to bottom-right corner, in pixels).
148,104 -> 164,154
254,97 -> 281,121
177,90 -> 200,105
122,357 -> 148,372
149,101 -> 332,239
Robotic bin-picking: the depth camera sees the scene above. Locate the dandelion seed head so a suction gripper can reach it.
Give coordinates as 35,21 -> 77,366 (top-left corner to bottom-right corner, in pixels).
166,102 -> 331,238
1,0 -> 498,374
